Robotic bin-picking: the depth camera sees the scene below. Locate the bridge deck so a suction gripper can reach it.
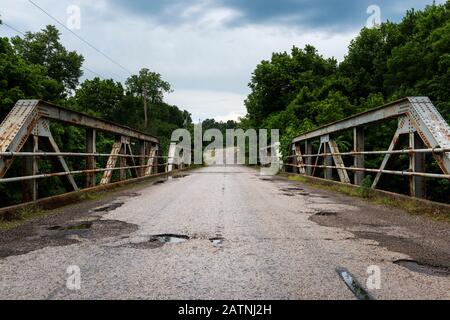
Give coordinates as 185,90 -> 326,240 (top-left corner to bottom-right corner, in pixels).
0,166 -> 449,299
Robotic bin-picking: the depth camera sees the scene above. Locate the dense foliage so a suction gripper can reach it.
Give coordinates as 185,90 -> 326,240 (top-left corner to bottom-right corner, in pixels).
0,24 -> 192,206
243,1 -> 450,200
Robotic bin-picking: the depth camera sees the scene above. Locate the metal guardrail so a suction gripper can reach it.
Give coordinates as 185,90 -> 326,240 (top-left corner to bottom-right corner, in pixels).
288,97 -> 450,199
0,100 -> 174,204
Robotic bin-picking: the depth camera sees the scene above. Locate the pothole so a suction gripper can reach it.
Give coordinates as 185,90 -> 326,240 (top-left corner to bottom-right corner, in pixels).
210,237 -> 224,246
309,195 -> 330,199
394,260 -> 450,277
281,193 -> 295,197
93,202 -> 124,212
154,180 -> 166,185
125,193 -> 141,198
336,267 -> 374,300
281,187 -> 304,192
154,234 -> 189,244
48,222 -> 93,231
314,211 -> 338,216
122,238 -> 164,250
173,174 -> 189,179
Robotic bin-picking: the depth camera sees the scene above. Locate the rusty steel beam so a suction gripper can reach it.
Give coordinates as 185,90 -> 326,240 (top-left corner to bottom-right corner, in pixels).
36,100 -> 159,143
328,139 -> 350,184
305,141 -> 313,176
353,127 -> 365,185
86,128 -> 96,188
291,97 -> 450,200
21,136 -> 38,202
0,162 -> 170,184
100,139 -> 122,185
293,98 -> 411,143
285,148 -> 450,158
284,163 -> 450,180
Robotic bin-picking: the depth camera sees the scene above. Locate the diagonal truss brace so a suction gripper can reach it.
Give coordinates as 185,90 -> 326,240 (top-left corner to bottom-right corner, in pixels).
100,137 -> 125,185
328,139 -> 350,184
33,119 -> 79,191
372,117 -> 410,189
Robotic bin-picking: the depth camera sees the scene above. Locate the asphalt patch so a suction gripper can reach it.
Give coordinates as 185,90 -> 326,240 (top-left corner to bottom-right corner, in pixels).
394,259 -> 450,277
314,211 -> 338,217
0,219 -> 138,259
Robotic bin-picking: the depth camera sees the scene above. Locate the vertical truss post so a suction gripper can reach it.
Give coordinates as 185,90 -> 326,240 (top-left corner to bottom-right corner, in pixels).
290,145 -> 297,174
153,145 -> 160,174
321,135 -> 333,180
22,136 -> 38,202
139,141 -> 147,177
86,128 -> 96,188
292,143 -> 305,174
325,145 -> 333,180
354,127 -> 365,185
410,132 -> 427,198
119,137 -> 128,181
305,140 -> 312,176
414,135 -> 427,198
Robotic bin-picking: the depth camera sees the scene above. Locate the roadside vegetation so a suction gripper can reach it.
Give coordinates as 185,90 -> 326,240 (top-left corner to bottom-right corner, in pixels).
240,2 -> 450,203
287,175 -> 450,223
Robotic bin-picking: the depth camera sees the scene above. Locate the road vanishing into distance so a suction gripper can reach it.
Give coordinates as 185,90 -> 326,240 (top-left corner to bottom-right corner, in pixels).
1,166 -> 449,300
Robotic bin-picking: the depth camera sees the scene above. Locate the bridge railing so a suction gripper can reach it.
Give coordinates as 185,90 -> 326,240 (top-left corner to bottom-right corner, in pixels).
286,97 -> 450,199
0,100 -> 175,206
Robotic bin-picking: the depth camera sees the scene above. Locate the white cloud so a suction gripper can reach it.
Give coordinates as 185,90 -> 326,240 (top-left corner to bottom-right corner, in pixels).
165,89 -> 246,122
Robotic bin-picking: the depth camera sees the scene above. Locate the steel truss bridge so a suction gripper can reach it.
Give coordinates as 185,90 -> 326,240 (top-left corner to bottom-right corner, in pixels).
287,97 -> 450,199
0,97 -> 450,210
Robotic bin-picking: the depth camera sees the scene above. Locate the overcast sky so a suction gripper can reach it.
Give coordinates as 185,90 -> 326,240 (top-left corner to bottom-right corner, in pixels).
0,0 -> 443,121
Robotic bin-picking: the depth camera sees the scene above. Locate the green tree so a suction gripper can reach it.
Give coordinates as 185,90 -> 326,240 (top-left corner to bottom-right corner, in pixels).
11,25 -> 84,93
126,68 -> 172,130
72,77 -> 124,120
0,37 -> 62,118
245,45 -> 336,126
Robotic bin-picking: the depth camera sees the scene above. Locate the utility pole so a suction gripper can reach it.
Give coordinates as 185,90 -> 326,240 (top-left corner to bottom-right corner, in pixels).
143,90 -> 148,130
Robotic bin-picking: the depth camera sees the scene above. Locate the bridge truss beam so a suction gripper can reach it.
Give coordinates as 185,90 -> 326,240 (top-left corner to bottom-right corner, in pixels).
0,100 -> 165,204
288,97 -> 450,199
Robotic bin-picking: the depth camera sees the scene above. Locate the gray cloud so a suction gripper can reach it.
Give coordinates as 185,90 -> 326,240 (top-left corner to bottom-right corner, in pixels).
110,0 -> 443,31
1,0 -> 443,121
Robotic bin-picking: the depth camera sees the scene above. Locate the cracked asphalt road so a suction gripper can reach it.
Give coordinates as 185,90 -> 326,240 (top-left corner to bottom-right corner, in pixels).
0,166 -> 449,300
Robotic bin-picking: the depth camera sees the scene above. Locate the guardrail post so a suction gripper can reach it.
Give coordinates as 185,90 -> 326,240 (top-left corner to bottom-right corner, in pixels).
86,128 -> 96,188
354,127 -> 365,185
22,136 -> 38,202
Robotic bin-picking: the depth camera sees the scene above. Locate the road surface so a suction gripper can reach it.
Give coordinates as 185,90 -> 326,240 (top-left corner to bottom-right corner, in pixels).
0,166 -> 449,299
